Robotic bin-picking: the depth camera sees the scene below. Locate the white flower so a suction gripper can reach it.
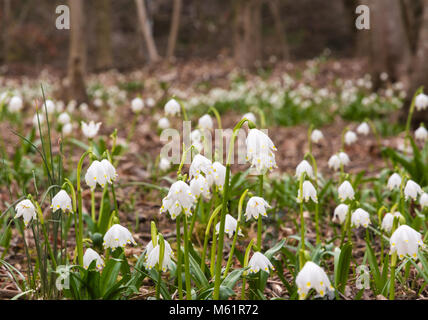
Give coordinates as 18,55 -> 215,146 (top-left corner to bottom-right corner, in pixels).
51,190 -> 72,212
81,121 -> 102,138
381,212 -> 403,232
404,180 -> 423,200
198,114 -> 213,130
131,97 -> 144,113
44,99 -> 56,114
333,204 -> 349,224
191,129 -> 202,143
211,161 -> 226,190
357,122 -> 370,136
158,117 -> 170,129
103,224 -> 136,249
295,160 -> 313,179
159,158 -> 171,171
9,96 -> 23,112
311,129 -> 324,144
62,123 -> 73,136
58,112 -> 71,125
32,113 -> 45,127
146,97 -> 155,108
351,208 -> 370,228
242,112 -> 256,124
160,181 -> 196,219
79,102 -> 89,113
420,193 -> 428,208
245,196 -> 270,221
190,175 -> 210,199
164,98 -> 180,116
415,126 -> 427,141
297,180 -> 318,203
328,155 -> 341,171
387,173 -> 402,190
83,248 -> 104,270
246,129 -> 277,173
85,160 -> 108,189
15,199 -> 37,227
415,93 -> 428,111
390,225 -> 423,259
145,238 -> 174,272
189,154 -> 213,181
296,261 -> 334,299
344,131 -> 357,145
247,252 -> 274,274
215,214 -> 243,238
100,159 -> 118,183
338,152 -> 350,166
338,181 -> 354,201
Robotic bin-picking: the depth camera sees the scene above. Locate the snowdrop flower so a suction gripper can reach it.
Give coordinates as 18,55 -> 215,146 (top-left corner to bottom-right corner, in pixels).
357,122 -> 370,136
191,129 -> 202,143
404,180 -> 423,200
387,173 -> 402,190
8,96 -> 23,112
344,130 -> 357,145
198,114 -> 213,130
381,212 -> 404,232
15,199 -> 37,227
103,224 -> 136,249
328,154 -> 341,171
190,175 -> 210,199
247,252 -> 274,274
32,113 -> 45,127
351,208 -> 370,228
390,225 -> 423,259
158,117 -> 170,129
338,152 -> 350,166
131,97 -> 144,113
85,160 -> 108,189
146,97 -> 155,108
44,99 -> 56,114
242,112 -> 256,124
297,181 -> 318,203
100,159 -> 118,183
189,154 -> 213,181
51,190 -> 72,213
415,93 -> 428,111
160,181 -> 196,219
62,123 -> 73,136
295,160 -> 313,179
58,112 -> 71,125
333,204 -> 349,224
415,126 -> 427,141
311,129 -> 324,144
159,158 -> 171,171
420,193 -> 428,208
145,239 -> 174,272
296,261 -> 334,299
338,181 -> 354,201
211,161 -> 226,190
244,196 -> 270,221
83,248 -> 104,270
215,214 -> 243,238
164,98 -> 180,116
246,129 -> 277,173
81,121 -> 102,139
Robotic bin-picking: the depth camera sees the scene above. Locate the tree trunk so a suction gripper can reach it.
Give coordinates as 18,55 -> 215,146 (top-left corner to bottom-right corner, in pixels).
135,0 -> 160,63
166,0 -> 182,60
95,0 -> 113,70
267,0 -> 289,60
368,0 -> 411,88
234,0 -> 263,69
67,0 -> 88,103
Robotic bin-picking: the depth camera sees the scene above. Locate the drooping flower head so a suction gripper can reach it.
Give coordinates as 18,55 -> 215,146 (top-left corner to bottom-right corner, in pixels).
246,129 -> 277,173
404,180 -> 423,201
15,199 -> 37,227
131,97 -> 144,113
190,175 -> 211,199
333,203 -> 349,224
85,159 -> 117,190
160,181 -> 196,219
338,181 -> 354,201
211,161 -> 226,190
81,121 -> 102,139
164,99 -> 181,116
296,261 -> 334,299
356,122 -> 370,136
247,252 -> 274,274
415,126 -> 428,141
145,237 -> 174,272
311,129 -> 324,144
415,93 -> 428,111
103,224 -> 136,249
344,131 -> 357,145
420,193 -> 428,209
297,180 -> 318,203
387,173 -> 402,190
295,160 -> 313,179
244,196 -> 270,221
390,225 -> 423,259
381,212 -> 404,232
242,112 -> 256,124
351,208 -> 370,228
51,190 -> 72,213
188,154 -> 213,181
215,214 -> 243,238
83,248 -> 104,270
198,114 -> 213,130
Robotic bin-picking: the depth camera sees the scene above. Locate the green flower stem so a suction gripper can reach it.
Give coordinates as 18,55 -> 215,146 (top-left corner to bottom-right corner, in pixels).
210,214 -> 219,277
175,215 -> 183,300
240,239 -> 254,300
377,206 -> 388,262
208,106 -> 222,130
91,190 -> 96,221
156,234 -> 165,300
76,150 -> 91,266
224,189 -> 248,277
389,217 -> 399,300
404,87 -> 423,155
201,204 -> 222,273
183,214 -> 191,300
257,175 -> 264,251
305,152 -> 320,244
298,172 -> 306,269
189,197 -> 201,236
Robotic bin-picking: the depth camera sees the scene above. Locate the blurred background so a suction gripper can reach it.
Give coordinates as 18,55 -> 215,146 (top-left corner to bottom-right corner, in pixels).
1,0 -> 428,123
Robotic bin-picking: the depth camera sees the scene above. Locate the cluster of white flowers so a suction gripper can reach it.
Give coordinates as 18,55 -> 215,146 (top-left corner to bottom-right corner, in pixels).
85,159 -> 118,190
160,181 -> 196,219
246,129 -> 277,173
328,152 -> 350,171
